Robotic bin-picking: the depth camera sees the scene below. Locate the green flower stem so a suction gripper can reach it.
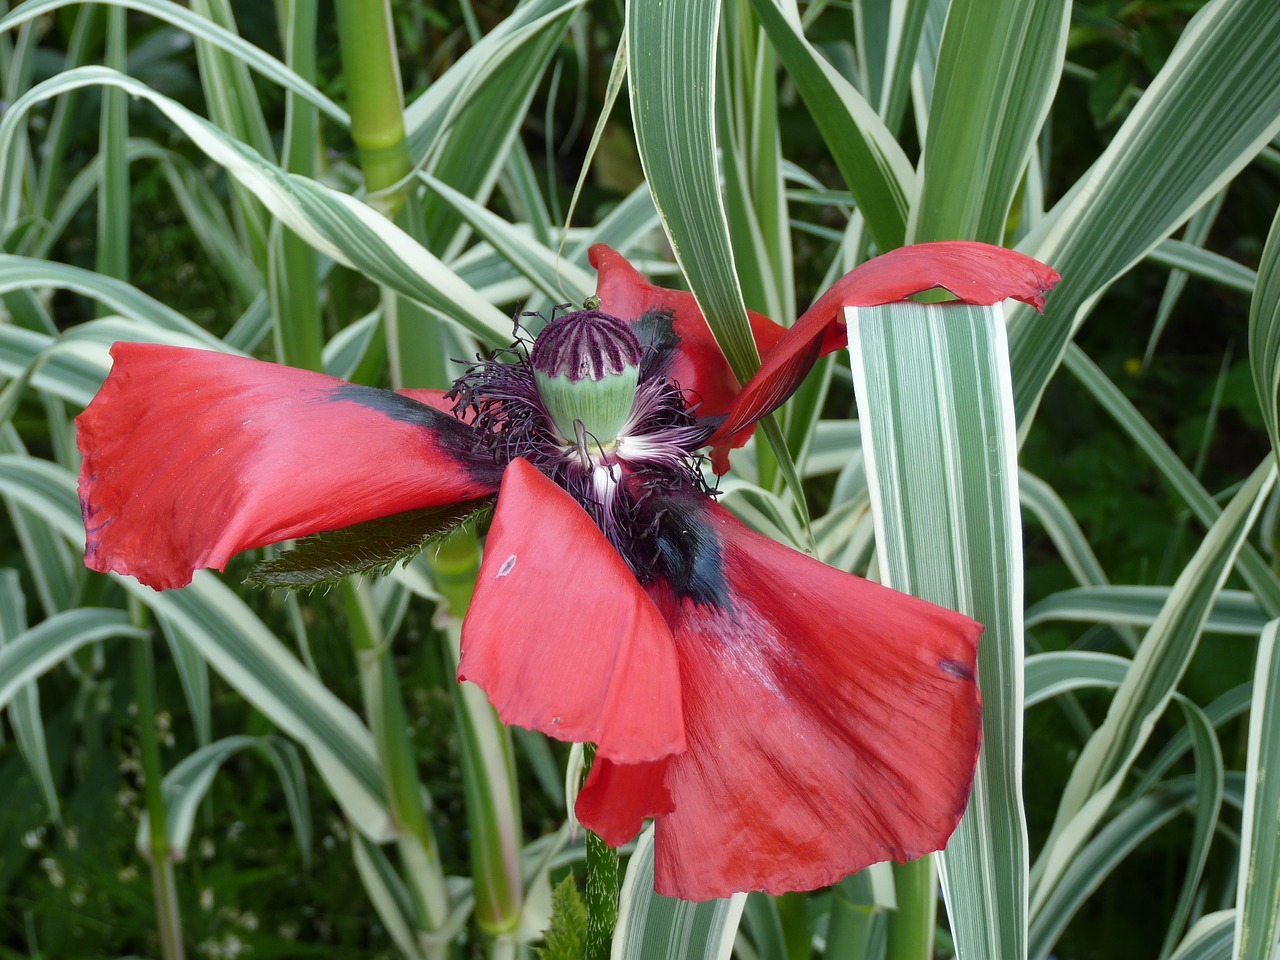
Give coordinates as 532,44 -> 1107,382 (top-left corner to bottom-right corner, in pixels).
435,532 -> 525,934
885,855 -> 936,960
333,0 -> 412,211
340,579 -> 450,936
582,744 -> 619,960
130,605 -> 185,960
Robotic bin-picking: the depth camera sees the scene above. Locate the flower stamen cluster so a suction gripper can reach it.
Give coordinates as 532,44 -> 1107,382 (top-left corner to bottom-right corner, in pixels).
445,309 -> 716,585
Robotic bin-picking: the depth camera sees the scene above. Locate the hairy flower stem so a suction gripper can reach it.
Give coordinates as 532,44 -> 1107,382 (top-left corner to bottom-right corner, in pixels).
583,744 -> 619,960
130,607 -> 185,960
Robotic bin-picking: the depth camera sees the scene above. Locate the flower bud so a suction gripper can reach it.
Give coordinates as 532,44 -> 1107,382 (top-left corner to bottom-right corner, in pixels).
531,310 -> 643,445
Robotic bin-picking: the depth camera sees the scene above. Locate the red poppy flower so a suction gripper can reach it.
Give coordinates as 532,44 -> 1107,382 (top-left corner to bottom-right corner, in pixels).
76,241 -> 1058,901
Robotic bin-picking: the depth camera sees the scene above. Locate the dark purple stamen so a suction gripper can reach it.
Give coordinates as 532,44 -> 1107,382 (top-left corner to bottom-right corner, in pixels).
444,309 -> 718,585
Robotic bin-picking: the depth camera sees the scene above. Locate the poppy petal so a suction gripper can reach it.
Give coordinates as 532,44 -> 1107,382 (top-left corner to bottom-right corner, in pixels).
588,244 -> 786,418
639,495 -> 983,901
712,241 -> 1061,442
458,457 -> 684,764
575,756 -> 674,847
77,343 -> 501,590
396,387 -> 456,414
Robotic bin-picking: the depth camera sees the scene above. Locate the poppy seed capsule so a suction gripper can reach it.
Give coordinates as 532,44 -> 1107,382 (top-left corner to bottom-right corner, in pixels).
530,310 -> 643,446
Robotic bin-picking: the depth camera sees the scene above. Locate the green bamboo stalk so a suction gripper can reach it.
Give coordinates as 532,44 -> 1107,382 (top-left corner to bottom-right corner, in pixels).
885,856 -> 936,960
270,0 -> 323,371
334,0 -> 448,390
825,873 -> 879,960
333,0 -> 412,212
95,5 -> 128,297
131,610 -> 185,960
334,1 -> 521,940
436,534 -> 525,935
340,578 -> 449,938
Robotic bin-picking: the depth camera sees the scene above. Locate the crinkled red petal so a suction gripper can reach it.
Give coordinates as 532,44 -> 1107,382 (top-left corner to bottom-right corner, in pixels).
712,241 -> 1061,443
642,497 -> 983,901
458,458 -> 684,764
575,756 -> 674,847
76,343 -> 501,590
588,244 -> 787,463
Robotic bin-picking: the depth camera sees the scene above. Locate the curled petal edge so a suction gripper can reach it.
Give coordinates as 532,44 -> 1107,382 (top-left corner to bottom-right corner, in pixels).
710,241 -> 1060,448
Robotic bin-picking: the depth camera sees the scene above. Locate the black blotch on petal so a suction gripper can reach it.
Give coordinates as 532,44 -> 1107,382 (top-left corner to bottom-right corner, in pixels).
633,309 -> 681,380
327,382 -> 453,429
651,495 -> 730,609
325,383 -> 501,485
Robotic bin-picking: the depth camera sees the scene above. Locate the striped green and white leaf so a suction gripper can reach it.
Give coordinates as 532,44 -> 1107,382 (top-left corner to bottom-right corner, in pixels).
1019,469 -> 1109,588
133,735 -> 311,862
1249,204 -> 1280,465
1028,777 -> 1201,960
417,3 -> 580,259
403,0 -> 587,162
848,301 -> 1026,960
1156,701 -> 1225,960
719,2 -> 794,326
907,0 -> 1069,244
748,0 -> 913,252
628,0 -> 757,383
131,576 -> 395,842
0,425 -> 81,616
353,832 -> 429,960
614,825 -> 747,960
1065,346 -> 1280,616
1147,237 -> 1255,295
1030,458 -> 1276,914
0,67 -> 513,346
158,617 -> 213,747
0,605 -> 147,712
417,173 -> 594,305
1145,193 -> 1227,363
1026,586 -> 1268,636
1169,911 -> 1235,960
626,0 -> 810,512
0,256 -> 225,348
0,569 -> 61,820
1233,618 -> 1280,960
1007,0 -> 1280,427
1025,651 -> 1129,709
